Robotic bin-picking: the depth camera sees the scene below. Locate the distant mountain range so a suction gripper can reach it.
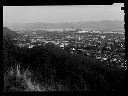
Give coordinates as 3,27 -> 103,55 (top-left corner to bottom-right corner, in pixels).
4,20 -> 124,32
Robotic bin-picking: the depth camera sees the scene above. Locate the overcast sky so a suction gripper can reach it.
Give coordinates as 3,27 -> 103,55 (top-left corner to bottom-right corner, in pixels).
3,3 -> 124,24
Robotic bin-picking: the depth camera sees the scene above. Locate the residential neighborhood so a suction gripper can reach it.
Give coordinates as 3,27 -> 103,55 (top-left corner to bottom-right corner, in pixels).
13,28 -> 126,70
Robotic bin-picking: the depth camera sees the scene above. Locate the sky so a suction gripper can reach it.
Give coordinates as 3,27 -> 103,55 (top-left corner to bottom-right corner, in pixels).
3,3 -> 124,24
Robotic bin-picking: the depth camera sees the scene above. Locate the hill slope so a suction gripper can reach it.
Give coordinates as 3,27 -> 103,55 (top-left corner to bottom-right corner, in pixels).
3,27 -> 20,38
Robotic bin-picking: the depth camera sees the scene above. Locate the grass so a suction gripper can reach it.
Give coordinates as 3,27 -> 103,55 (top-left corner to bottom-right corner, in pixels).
4,63 -> 69,92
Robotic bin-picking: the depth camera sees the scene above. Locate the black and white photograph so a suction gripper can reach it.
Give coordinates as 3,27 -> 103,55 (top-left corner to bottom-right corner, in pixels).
3,4 -> 126,92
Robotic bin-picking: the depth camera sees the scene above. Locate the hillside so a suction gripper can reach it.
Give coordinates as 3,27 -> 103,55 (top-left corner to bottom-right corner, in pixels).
4,20 -> 124,32
3,27 -> 20,38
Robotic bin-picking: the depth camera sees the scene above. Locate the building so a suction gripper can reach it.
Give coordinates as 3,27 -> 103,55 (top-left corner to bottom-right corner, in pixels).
78,30 -> 89,33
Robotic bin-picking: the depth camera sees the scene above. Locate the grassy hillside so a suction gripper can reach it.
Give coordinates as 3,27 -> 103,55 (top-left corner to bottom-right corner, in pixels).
3,40 -> 127,91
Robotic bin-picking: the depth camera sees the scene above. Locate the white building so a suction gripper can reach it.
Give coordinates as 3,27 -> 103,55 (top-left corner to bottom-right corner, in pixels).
28,45 -> 35,48
60,43 -> 65,48
101,57 -> 108,61
101,36 -> 106,39
78,30 -> 88,33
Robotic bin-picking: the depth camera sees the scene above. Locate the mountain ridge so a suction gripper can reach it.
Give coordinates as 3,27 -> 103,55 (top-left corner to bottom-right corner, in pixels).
4,20 -> 124,31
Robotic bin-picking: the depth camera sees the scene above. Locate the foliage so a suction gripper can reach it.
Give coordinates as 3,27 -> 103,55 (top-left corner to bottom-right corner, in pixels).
3,37 -> 127,91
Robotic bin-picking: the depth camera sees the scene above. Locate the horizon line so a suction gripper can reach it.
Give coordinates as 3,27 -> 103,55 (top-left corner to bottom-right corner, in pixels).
4,20 -> 124,25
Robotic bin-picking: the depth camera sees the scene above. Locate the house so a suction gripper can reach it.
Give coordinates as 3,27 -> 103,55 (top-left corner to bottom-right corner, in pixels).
28,45 -> 35,48
59,43 -> 65,48
101,57 -> 108,61
78,30 -> 88,33
96,56 -> 102,60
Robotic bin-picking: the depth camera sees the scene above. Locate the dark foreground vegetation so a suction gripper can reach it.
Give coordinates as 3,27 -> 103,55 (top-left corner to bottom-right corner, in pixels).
3,35 -> 127,92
